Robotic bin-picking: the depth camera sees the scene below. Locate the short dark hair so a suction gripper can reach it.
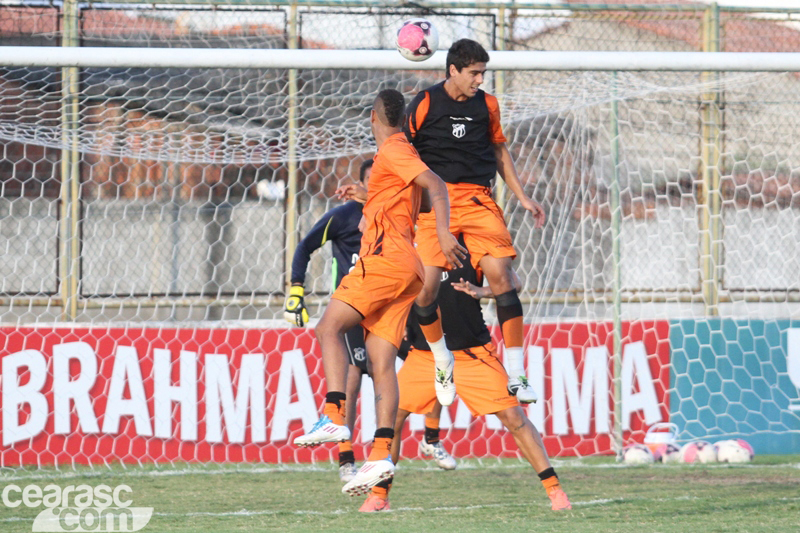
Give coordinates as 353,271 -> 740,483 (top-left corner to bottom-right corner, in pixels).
374,89 -> 406,128
359,159 -> 373,182
446,39 -> 490,78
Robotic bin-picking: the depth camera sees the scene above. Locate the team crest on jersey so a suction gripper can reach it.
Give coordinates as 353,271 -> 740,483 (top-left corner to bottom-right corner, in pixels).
353,347 -> 366,362
452,123 -> 466,138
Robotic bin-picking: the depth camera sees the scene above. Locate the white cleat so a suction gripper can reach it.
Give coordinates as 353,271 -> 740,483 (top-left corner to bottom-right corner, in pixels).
339,462 -> 358,483
419,438 -> 457,470
342,458 -> 395,496
507,376 -> 538,404
434,355 -> 456,406
293,415 -> 351,448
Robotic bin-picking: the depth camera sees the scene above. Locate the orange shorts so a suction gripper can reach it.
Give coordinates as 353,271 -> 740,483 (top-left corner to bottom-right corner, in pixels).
415,183 -> 516,270
332,255 -> 423,349
397,343 -> 519,417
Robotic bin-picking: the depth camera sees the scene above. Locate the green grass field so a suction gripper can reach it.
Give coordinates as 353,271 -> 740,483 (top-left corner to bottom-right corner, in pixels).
1,457 -> 799,533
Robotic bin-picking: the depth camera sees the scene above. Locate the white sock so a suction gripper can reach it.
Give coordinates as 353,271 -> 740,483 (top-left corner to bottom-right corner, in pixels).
428,337 -> 453,367
506,346 -> 525,378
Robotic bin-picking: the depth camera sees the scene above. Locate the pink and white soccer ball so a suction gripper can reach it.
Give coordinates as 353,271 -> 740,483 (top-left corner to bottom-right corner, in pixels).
714,439 -> 755,463
396,18 -> 439,62
680,440 -> 717,463
652,442 -> 681,464
623,443 -> 655,465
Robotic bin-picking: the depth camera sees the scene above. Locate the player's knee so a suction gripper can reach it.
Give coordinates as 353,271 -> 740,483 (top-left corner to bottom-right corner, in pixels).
314,316 -> 340,339
415,285 -> 438,307
497,406 -> 526,432
413,302 -> 439,325
482,259 -> 515,291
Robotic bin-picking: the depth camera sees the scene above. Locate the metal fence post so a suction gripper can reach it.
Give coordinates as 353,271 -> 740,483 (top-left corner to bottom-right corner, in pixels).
610,71 -> 623,458
284,3 -> 300,295
59,0 -> 80,321
700,2 -> 722,316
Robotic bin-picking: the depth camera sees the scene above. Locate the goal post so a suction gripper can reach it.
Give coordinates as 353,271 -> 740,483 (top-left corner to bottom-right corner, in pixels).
4,46 -> 800,70
1,43 -> 800,469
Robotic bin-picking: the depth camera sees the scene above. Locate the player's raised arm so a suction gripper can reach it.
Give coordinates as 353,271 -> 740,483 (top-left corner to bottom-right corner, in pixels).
412,169 -> 467,269
453,269 -> 522,300
335,183 -> 368,203
494,142 -> 545,229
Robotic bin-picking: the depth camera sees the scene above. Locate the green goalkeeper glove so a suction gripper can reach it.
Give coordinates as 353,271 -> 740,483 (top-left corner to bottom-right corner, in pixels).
283,285 -> 309,327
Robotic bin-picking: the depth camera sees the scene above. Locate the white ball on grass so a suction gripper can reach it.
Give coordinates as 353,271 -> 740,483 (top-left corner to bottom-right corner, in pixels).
623,444 -> 655,465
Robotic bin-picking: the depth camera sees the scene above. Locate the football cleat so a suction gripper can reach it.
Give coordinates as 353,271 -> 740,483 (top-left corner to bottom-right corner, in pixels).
293,415 -> 351,448
359,494 -> 391,513
507,375 -> 538,404
339,462 -> 358,483
419,438 -> 457,470
342,458 -> 395,496
547,488 -> 572,511
434,355 -> 456,406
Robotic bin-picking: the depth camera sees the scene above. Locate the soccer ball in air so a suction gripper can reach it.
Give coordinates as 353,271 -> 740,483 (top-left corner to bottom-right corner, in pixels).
622,444 -> 655,465
714,439 -> 754,463
396,18 -> 439,62
652,442 -> 681,464
680,440 -> 717,463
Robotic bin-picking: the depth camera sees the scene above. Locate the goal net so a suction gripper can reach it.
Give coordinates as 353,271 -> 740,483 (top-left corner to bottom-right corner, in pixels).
1,3 -> 799,469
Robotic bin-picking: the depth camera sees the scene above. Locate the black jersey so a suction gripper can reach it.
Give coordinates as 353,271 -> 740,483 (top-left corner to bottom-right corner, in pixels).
290,200 -> 363,289
405,246 -> 493,353
404,81 -> 507,188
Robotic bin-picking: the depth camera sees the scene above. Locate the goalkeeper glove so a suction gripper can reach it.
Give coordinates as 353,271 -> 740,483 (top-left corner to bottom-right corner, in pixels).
284,285 -> 310,327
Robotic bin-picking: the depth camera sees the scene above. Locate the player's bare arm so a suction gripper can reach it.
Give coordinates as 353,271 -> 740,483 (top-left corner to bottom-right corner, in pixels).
452,278 -> 492,299
335,183 -> 368,203
412,169 -> 467,268
453,269 -> 521,299
493,142 -> 546,229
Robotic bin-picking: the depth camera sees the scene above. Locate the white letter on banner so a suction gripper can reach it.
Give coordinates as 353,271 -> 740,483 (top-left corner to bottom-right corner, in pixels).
205,354 -> 266,444
53,342 -> 100,435
270,349 -> 317,442
527,345 -> 546,433
2,350 -> 48,446
153,349 -> 198,440
102,346 -> 153,436
359,375 -> 375,443
552,347 -> 609,435
788,328 -> 800,390
622,341 -> 661,430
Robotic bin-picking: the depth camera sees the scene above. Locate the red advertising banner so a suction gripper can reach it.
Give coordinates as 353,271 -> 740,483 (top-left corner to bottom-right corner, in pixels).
0,322 -> 669,466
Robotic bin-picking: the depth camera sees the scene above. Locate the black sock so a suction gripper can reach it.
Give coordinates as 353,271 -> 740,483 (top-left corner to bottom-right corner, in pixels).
424,426 -> 440,444
338,450 -> 355,467
325,391 -> 346,408
374,427 -> 395,440
537,467 -> 558,481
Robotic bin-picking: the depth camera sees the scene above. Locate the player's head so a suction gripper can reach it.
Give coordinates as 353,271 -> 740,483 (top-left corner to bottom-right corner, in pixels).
359,159 -> 373,186
445,39 -> 489,99
372,89 -> 406,128
446,39 -> 489,78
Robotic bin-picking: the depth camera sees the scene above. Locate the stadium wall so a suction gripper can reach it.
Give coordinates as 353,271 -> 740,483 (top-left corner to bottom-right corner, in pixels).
1,319 -> 797,467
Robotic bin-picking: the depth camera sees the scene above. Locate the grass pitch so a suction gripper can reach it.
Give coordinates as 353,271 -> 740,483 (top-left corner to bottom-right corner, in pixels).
1,456 -> 798,533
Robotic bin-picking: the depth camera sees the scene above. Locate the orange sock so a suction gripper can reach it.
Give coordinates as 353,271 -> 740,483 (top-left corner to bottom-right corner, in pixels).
323,399 -> 346,426
541,475 -> 561,494
368,437 -> 392,461
425,416 -> 439,431
371,478 -> 392,500
501,315 -> 523,348
419,311 -> 444,343
338,440 -> 353,454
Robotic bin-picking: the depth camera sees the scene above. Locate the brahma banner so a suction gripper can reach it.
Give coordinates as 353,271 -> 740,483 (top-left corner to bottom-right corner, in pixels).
0,322 -> 670,466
